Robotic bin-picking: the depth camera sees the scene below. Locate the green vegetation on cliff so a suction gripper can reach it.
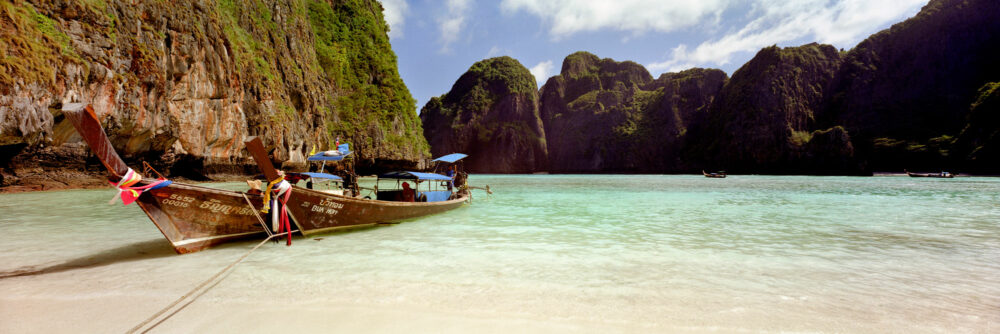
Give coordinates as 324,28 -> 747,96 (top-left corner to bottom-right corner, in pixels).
421,56 -> 546,173
421,0 -> 998,175
698,43 -> 845,173
215,0 -> 288,93
1,0 -> 429,184
442,56 -> 538,114
823,0 -> 1000,172
306,0 -> 426,159
540,52 -> 726,172
952,82 -> 1000,172
0,2 -> 84,90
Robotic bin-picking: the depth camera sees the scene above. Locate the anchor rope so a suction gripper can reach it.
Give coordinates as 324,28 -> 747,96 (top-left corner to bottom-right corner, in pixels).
125,231 -> 294,334
242,193 -> 273,238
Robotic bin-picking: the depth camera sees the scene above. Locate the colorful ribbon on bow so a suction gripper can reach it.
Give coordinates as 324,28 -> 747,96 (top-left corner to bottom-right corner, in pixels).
262,172 -> 293,246
108,168 -> 172,205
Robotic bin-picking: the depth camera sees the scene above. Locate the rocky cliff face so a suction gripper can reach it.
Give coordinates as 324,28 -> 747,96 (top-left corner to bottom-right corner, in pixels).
0,0 -> 426,189
419,57 -> 546,173
645,68 -> 727,172
952,82 -> 1000,173
538,53 -> 726,172
696,43 -> 854,173
419,0 -> 998,175
821,0 -> 1000,171
422,52 -> 726,174
539,52 -> 652,172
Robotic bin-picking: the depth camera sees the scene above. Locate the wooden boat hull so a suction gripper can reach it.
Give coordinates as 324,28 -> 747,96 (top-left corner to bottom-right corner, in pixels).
252,188 -> 468,236
64,103 -> 265,254
243,137 -> 468,236
137,183 -> 266,253
906,172 -> 954,178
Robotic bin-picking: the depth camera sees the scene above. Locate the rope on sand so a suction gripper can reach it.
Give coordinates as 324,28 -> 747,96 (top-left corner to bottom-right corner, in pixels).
125,231 -> 294,334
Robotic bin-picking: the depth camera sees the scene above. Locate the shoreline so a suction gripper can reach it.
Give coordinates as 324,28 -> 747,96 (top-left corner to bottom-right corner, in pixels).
3,171 -> 997,194
0,170 -> 256,194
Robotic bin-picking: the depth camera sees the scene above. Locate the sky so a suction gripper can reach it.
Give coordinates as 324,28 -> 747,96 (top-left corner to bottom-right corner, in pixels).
381,0 -> 928,113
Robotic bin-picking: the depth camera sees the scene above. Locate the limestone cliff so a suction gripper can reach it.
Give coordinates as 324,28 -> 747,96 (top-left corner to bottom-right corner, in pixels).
642,68 -> 726,172
419,52 -> 725,174
0,0 -> 427,189
952,82 -> 1000,173
821,0 -> 1000,171
418,0 -> 998,175
696,43 -> 854,173
539,52 -> 652,172
539,52 -> 725,172
419,57 -> 546,173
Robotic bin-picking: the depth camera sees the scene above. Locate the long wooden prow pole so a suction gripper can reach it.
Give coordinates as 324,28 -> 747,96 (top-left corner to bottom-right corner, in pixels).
244,137 -> 281,182
61,103 -> 130,177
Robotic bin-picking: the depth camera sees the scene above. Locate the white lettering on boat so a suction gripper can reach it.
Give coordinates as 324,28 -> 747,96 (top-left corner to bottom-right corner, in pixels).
318,198 -> 344,209
311,204 -> 339,216
199,199 -> 234,214
163,194 -> 195,207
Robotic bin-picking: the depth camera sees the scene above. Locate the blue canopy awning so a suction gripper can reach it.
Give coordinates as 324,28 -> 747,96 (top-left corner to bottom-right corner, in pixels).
378,171 -> 453,181
255,172 -> 343,181
432,153 -> 467,163
307,144 -> 352,161
307,150 -> 352,161
298,172 -> 342,180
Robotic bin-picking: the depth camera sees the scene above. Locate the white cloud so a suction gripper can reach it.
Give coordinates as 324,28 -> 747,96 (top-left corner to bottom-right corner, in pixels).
486,46 -> 516,58
529,60 -> 554,87
647,0 -> 926,74
500,0 -> 729,39
438,0 -> 472,53
380,0 -> 410,39
487,46 -> 502,57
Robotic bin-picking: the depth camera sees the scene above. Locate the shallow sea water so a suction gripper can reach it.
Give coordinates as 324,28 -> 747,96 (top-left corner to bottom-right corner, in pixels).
0,175 -> 998,333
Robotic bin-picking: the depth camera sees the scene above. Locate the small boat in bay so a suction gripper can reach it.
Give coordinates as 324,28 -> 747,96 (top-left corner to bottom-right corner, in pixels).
64,104 -> 267,254
905,170 -> 954,178
244,138 -> 470,237
703,170 -> 727,178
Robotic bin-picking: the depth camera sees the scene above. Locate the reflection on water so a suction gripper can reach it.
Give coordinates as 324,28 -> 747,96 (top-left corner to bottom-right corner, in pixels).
0,175 -> 998,332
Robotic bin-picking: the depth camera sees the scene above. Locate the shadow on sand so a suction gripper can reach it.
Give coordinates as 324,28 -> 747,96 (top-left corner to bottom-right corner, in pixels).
0,223 -> 390,280
0,239 -> 176,279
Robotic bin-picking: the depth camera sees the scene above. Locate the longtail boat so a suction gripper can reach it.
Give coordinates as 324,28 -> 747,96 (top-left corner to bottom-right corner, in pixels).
905,170 -> 954,178
703,170 -> 727,178
244,138 -> 469,236
64,104 -> 266,254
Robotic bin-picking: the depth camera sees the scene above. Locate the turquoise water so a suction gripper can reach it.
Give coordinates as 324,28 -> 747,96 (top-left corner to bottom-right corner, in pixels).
0,175 -> 998,332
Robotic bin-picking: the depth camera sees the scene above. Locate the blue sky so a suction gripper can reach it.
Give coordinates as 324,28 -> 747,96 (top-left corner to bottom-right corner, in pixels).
381,0 -> 928,112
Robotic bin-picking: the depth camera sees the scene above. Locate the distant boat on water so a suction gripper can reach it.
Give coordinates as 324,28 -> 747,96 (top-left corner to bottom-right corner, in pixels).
703,170 -> 727,178
905,170 -> 954,178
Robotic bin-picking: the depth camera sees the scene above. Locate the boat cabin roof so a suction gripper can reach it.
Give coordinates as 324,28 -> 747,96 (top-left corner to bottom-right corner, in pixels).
307,144 -> 352,161
378,171 -> 452,181
297,172 -> 342,180
255,172 -> 343,181
431,153 -> 467,163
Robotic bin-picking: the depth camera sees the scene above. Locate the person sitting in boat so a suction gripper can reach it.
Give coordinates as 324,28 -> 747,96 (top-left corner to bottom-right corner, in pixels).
401,182 -> 416,202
